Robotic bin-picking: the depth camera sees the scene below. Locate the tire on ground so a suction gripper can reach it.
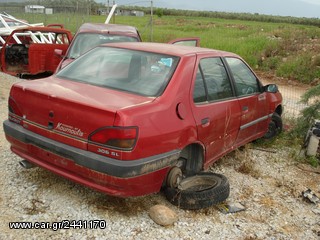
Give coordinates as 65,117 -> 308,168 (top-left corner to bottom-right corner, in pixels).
164,172 -> 230,210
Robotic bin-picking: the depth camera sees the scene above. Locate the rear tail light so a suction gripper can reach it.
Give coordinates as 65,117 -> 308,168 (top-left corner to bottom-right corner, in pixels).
89,127 -> 138,150
8,97 -> 22,116
8,97 -> 23,125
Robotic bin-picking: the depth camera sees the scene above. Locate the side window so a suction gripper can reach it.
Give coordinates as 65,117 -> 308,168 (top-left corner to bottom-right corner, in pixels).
172,40 -> 198,47
193,57 -> 233,103
225,57 -> 260,96
55,33 -> 71,44
193,67 -> 207,103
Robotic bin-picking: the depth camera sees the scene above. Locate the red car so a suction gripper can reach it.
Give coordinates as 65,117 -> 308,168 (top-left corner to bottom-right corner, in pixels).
56,23 -> 142,70
3,42 -> 283,197
0,26 -> 72,78
56,23 -> 200,71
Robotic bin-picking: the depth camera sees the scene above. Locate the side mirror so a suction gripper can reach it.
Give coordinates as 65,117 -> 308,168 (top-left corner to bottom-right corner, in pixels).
54,49 -> 64,58
264,84 -> 278,93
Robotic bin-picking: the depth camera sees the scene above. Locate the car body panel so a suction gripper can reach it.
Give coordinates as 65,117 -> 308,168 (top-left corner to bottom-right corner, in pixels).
192,99 -> 242,166
4,118 -> 184,197
9,77 -> 154,151
235,94 -> 269,145
0,26 -> 72,77
4,42 -> 283,197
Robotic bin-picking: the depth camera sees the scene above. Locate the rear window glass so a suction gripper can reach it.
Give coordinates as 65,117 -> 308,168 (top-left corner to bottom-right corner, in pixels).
57,46 -> 179,97
68,33 -> 139,58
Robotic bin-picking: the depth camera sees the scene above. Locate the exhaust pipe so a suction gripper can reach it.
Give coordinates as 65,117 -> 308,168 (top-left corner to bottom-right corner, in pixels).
19,160 -> 36,169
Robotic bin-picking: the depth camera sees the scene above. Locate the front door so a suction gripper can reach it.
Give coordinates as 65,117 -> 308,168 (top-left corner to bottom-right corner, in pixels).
224,57 -> 268,146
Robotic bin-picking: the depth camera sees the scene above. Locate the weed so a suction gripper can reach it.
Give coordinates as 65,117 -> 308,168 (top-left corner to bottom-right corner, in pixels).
24,198 -> 46,215
276,54 -> 320,84
237,160 -> 259,177
307,156 -> 319,167
233,147 -> 261,178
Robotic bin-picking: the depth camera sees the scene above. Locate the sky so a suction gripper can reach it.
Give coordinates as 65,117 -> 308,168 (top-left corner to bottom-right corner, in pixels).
100,0 -> 320,18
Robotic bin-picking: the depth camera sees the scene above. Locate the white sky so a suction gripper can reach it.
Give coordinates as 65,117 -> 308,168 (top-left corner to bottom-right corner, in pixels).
113,0 -> 320,18
301,0 -> 320,5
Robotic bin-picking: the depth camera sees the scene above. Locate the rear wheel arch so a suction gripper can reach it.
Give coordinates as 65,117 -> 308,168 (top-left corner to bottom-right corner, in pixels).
164,143 -> 205,188
178,143 -> 205,176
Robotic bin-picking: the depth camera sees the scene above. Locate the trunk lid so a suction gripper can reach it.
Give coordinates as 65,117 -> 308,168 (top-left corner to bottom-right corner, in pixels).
10,77 -> 153,148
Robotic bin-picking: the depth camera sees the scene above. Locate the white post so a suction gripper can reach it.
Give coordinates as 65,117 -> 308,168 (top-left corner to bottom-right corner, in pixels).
105,4 -> 117,24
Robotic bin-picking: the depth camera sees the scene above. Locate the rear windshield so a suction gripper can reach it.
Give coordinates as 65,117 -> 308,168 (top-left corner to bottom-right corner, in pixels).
57,46 -> 179,97
67,33 -> 139,59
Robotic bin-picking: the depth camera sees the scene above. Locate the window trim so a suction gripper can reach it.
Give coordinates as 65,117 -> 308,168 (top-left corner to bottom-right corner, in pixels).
193,57 -> 236,105
222,57 -> 263,98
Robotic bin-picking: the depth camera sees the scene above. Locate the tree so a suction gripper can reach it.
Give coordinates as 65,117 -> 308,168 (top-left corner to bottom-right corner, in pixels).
292,84 -> 320,138
156,8 -> 163,18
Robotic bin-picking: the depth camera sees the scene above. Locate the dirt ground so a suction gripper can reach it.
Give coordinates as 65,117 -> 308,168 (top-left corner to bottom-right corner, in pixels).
0,72 -> 319,240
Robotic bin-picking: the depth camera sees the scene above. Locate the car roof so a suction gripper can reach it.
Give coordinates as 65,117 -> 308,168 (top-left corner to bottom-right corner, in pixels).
77,23 -> 139,35
9,26 -> 71,34
102,42 -> 239,58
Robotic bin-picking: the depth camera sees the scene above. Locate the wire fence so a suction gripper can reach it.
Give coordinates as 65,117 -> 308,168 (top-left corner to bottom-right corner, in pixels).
260,76 -> 309,120
278,85 -> 308,120
0,5 -> 92,32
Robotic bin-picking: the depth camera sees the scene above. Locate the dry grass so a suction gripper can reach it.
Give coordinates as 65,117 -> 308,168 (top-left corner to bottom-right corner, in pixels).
234,147 -> 261,179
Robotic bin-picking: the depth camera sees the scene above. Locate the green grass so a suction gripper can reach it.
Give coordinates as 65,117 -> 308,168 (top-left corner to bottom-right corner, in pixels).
14,13 -> 320,83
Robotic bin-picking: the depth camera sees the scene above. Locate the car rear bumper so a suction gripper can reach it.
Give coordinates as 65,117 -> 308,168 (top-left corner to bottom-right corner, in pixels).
3,120 -> 180,197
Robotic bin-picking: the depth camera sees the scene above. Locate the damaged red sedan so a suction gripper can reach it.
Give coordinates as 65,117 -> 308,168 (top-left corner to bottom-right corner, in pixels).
3,42 -> 283,197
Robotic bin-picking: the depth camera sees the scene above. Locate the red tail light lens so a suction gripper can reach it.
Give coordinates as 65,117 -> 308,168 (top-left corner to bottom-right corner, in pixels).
8,97 -> 23,125
8,97 -> 22,116
89,127 -> 138,150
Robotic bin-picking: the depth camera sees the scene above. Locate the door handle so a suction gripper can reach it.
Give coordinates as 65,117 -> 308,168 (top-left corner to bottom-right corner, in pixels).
242,106 -> 249,112
201,118 -> 210,127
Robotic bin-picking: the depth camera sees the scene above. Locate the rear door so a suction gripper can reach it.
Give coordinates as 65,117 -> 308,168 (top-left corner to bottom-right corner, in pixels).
168,37 -> 200,47
191,55 -> 241,166
224,57 -> 268,145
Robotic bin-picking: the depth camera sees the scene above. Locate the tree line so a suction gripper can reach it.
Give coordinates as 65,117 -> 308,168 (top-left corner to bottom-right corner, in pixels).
1,1 -> 319,27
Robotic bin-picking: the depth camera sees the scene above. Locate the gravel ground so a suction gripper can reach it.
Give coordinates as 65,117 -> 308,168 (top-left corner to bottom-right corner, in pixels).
0,72 -> 319,240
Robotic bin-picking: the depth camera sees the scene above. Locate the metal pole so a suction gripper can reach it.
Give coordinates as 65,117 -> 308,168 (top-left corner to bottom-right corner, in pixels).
150,0 -> 153,42
113,0 -> 116,24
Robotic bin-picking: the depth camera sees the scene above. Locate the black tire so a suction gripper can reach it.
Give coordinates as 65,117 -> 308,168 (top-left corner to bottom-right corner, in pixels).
164,172 -> 230,210
264,113 -> 283,139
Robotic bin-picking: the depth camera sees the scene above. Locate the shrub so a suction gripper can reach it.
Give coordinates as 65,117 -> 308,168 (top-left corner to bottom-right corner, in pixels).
156,8 -> 164,18
291,84 -> 320,138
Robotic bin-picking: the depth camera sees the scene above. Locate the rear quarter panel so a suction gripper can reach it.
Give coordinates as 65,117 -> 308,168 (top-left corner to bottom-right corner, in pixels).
114,55 -> 199,160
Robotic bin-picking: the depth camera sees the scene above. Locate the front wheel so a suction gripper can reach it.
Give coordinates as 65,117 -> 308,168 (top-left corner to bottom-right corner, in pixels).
264,113 -> 282,139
